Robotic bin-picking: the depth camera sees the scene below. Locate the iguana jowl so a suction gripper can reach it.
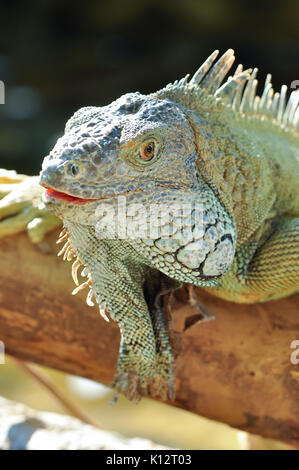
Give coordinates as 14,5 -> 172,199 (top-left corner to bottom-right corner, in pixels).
38,49 -> 299,402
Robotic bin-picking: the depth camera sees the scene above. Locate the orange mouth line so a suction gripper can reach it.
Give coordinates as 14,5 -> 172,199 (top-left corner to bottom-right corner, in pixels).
43,186 -> 143,205
44,187 -> 98,204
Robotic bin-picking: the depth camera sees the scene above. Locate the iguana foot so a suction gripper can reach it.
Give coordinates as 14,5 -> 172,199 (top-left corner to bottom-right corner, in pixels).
111,368 -> 175,403
111,372 -> 146,403
0,168 -> 28,194
150,365 -> 175,401
0,170 -> 61,243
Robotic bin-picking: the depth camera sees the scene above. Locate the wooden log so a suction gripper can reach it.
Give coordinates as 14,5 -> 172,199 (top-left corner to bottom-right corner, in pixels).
0,229 -> 299,446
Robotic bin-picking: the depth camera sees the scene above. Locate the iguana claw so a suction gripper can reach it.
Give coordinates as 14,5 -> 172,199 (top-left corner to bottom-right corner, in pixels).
111,369 -> 175,403
0,170 -> 61,243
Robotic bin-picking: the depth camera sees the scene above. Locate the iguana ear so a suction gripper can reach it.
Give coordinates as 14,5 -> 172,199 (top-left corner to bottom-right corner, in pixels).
152,49 -> 299,132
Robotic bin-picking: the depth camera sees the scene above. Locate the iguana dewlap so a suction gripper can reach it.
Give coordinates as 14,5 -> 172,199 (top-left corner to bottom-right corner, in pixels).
37,49 -> 299,401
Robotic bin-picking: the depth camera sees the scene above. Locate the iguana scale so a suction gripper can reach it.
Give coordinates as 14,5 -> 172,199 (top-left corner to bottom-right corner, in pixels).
1,49 -> 298,402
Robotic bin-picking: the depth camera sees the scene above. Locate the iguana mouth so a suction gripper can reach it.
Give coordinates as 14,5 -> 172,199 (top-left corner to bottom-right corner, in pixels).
42,186 -> 144,204
43,188 -> 97,204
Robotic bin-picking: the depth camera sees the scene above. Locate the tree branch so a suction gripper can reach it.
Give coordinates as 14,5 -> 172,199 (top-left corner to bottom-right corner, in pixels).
0,397 -> 167,450
0,229 -> 299,446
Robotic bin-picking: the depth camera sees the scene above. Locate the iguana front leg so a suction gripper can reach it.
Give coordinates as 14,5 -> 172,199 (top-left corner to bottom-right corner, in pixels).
0,170 -> 61,243
108,274 -> 157,402
210,218 -> 299,303
112,272 -> 177,402
143,271 -> 180,401
63,222 -> 175,402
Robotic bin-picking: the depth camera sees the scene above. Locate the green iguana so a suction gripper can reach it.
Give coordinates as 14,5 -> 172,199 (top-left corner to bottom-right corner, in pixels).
0,49 -> 298,402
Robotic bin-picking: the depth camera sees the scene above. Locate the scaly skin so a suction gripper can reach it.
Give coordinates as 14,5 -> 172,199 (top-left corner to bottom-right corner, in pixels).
1,49 -> 298,401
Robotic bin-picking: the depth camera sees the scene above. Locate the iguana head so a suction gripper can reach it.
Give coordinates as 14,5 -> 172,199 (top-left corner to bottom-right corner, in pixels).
39,52 -> 247,283
40,88 -> 237,284
40,92 -> 199,219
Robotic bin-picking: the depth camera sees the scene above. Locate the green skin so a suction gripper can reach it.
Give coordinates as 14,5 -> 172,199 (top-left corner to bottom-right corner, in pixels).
0,50 -> 298,401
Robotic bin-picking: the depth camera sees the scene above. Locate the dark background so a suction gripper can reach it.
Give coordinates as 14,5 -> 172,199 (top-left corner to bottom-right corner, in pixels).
0,0 -> 298,175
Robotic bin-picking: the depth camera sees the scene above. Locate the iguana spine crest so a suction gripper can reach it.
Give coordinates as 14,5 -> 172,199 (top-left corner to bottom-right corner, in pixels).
156,49 -> 298,133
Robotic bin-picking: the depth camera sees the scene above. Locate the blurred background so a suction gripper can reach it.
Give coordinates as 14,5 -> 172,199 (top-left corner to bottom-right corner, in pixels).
0,0 -> 298,174
0,0 -> 298,449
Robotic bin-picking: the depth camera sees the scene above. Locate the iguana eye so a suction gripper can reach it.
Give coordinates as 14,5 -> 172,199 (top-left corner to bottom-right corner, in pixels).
67,162 -> 84,178
71,164 -> 80,176
139,141 -> 156,162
